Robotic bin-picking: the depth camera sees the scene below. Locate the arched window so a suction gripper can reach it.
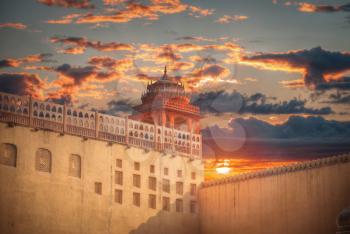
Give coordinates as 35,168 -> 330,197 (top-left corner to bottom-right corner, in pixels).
0,143 -> 17,167
69,154 -> 81,178
35,148 -> 51,173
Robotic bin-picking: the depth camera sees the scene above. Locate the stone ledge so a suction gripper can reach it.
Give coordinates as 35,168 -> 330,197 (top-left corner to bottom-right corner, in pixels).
202,154 -> 350,188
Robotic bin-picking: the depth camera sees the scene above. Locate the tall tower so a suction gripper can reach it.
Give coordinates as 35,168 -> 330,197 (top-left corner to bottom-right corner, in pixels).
132,66 -> 200,133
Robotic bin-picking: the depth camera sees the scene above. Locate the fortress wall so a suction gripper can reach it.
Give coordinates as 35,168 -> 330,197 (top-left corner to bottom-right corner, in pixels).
0,122 -> 203,234
199,155 -> 350,234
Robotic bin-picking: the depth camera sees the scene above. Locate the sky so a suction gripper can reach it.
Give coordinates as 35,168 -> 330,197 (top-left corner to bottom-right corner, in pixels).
1,0 -> 350,170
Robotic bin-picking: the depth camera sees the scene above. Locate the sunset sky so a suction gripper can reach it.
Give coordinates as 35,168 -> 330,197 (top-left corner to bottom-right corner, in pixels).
1,0 -> 350,170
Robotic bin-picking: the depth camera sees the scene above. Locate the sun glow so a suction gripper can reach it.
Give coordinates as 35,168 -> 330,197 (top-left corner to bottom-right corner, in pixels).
215,160 -> 231,174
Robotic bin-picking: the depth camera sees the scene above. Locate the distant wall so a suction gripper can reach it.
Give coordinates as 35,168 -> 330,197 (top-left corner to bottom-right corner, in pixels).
199,155 -> 350,234
0,122 -> 203,234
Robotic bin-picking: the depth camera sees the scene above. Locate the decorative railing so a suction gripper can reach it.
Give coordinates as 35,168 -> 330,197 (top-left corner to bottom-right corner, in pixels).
0,92 -> 202,159
202,154 -> 350,187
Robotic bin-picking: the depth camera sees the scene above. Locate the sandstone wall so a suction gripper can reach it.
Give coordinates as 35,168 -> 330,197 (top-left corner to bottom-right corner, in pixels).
199,154 -> 350,234
0,122 -> 203,234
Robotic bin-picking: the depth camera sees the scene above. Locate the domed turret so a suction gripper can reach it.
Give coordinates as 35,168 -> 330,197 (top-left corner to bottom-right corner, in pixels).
132,66 -> 200,133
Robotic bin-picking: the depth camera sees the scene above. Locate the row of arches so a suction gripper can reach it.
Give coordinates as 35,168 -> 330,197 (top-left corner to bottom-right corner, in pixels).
33,102 -> 63,113
0,94 -> 29,107
129,122 -> 154,132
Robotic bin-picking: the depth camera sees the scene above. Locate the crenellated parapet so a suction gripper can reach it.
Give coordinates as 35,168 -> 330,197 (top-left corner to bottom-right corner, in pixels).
202,154 -> 350,188
0,91 -> 202,159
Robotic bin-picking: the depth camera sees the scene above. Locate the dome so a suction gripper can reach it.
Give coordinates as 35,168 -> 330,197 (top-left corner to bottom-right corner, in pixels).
140,66 -> 189,104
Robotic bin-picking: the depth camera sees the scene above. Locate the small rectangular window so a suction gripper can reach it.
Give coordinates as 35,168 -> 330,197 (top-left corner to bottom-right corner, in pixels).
35,148 -> 51,173
148,194 -> 156,209
134,162 -> 140,171
176,182 -> 183,195
69,154 -> 81,178
115,171 -> 123,185
95,182 -> 102,195
133,174 -> 141,188
162,197 -> 170,211
116,159 -> 122,168
0,143 -> 17,167
177,170 -> 182,178
164,167 -> 169,176
115,189 -> 122,204
190,201 -> 197,213
191,172 -> 196,180
176,199 -> 183,212
150,165 -> 155,173
162,179 -> 170,193
133,192 -> 140,207
190,183 -> 197,196
149,176 -> 157,191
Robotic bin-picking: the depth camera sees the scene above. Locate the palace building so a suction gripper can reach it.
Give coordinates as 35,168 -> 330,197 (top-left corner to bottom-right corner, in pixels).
0,68 -> 350,234
0,68 -> 203,234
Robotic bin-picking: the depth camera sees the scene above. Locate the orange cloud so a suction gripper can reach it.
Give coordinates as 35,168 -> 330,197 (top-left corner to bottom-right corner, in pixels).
298,2 -> 317,12
46,14 -> 81,24
280,79 -> 305,89
0,22 -> 27,30
65,0 -> 213,24
216,15 -> 249,24
188,5 -> 214,18
0,54 -> 53,69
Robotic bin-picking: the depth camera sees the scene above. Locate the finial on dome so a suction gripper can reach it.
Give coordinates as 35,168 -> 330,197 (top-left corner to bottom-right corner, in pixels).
161,65 -> 168,80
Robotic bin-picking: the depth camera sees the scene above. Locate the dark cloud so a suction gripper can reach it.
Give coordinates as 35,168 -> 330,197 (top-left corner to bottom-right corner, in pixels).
325,91 -> 350,105
202,116 -> 350,159
50,36 -> 134,54
192,90 -> 333,115
37,0 -> 94,9
0,73 -> 45,98
55,63 -> 117,86
298,2 -> 350,13
316,77 -> 350,90
242,47 -> 350,89
104,99 -> 137,115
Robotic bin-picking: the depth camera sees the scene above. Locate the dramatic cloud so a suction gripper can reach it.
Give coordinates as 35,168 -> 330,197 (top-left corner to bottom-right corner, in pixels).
103,0 -> 126,5
241,47 -> 350,89
50,36 -> 134,54
104,99 -> 137,115
0,22 -> 27,30
63,0 -> 213,24
0,53 -> 53,69
46,63 -> 121,102
88,56 -> 133,72
324,91 -> 350,105
202,116 -> 350,159
46,14 -> 81,24
37,0 -> 94,9
188,5 -> 214,18
192,90 -> 333,115
298,2 -> 350,13
316,77 -> 350,90
186,64 -> 231,88
216,15 -> 248,24
0,73 -> 45,98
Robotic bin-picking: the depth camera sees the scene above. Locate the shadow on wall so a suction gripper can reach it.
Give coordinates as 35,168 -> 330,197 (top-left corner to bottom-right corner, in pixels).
129,192 -> 199,234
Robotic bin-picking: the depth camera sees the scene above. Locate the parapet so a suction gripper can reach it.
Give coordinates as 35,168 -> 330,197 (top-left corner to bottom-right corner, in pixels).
202,154 -> 350,188
0,91 -> 202,159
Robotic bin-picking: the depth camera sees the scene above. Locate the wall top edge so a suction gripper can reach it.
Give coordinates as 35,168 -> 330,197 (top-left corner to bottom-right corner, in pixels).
202,154 -> 350,188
